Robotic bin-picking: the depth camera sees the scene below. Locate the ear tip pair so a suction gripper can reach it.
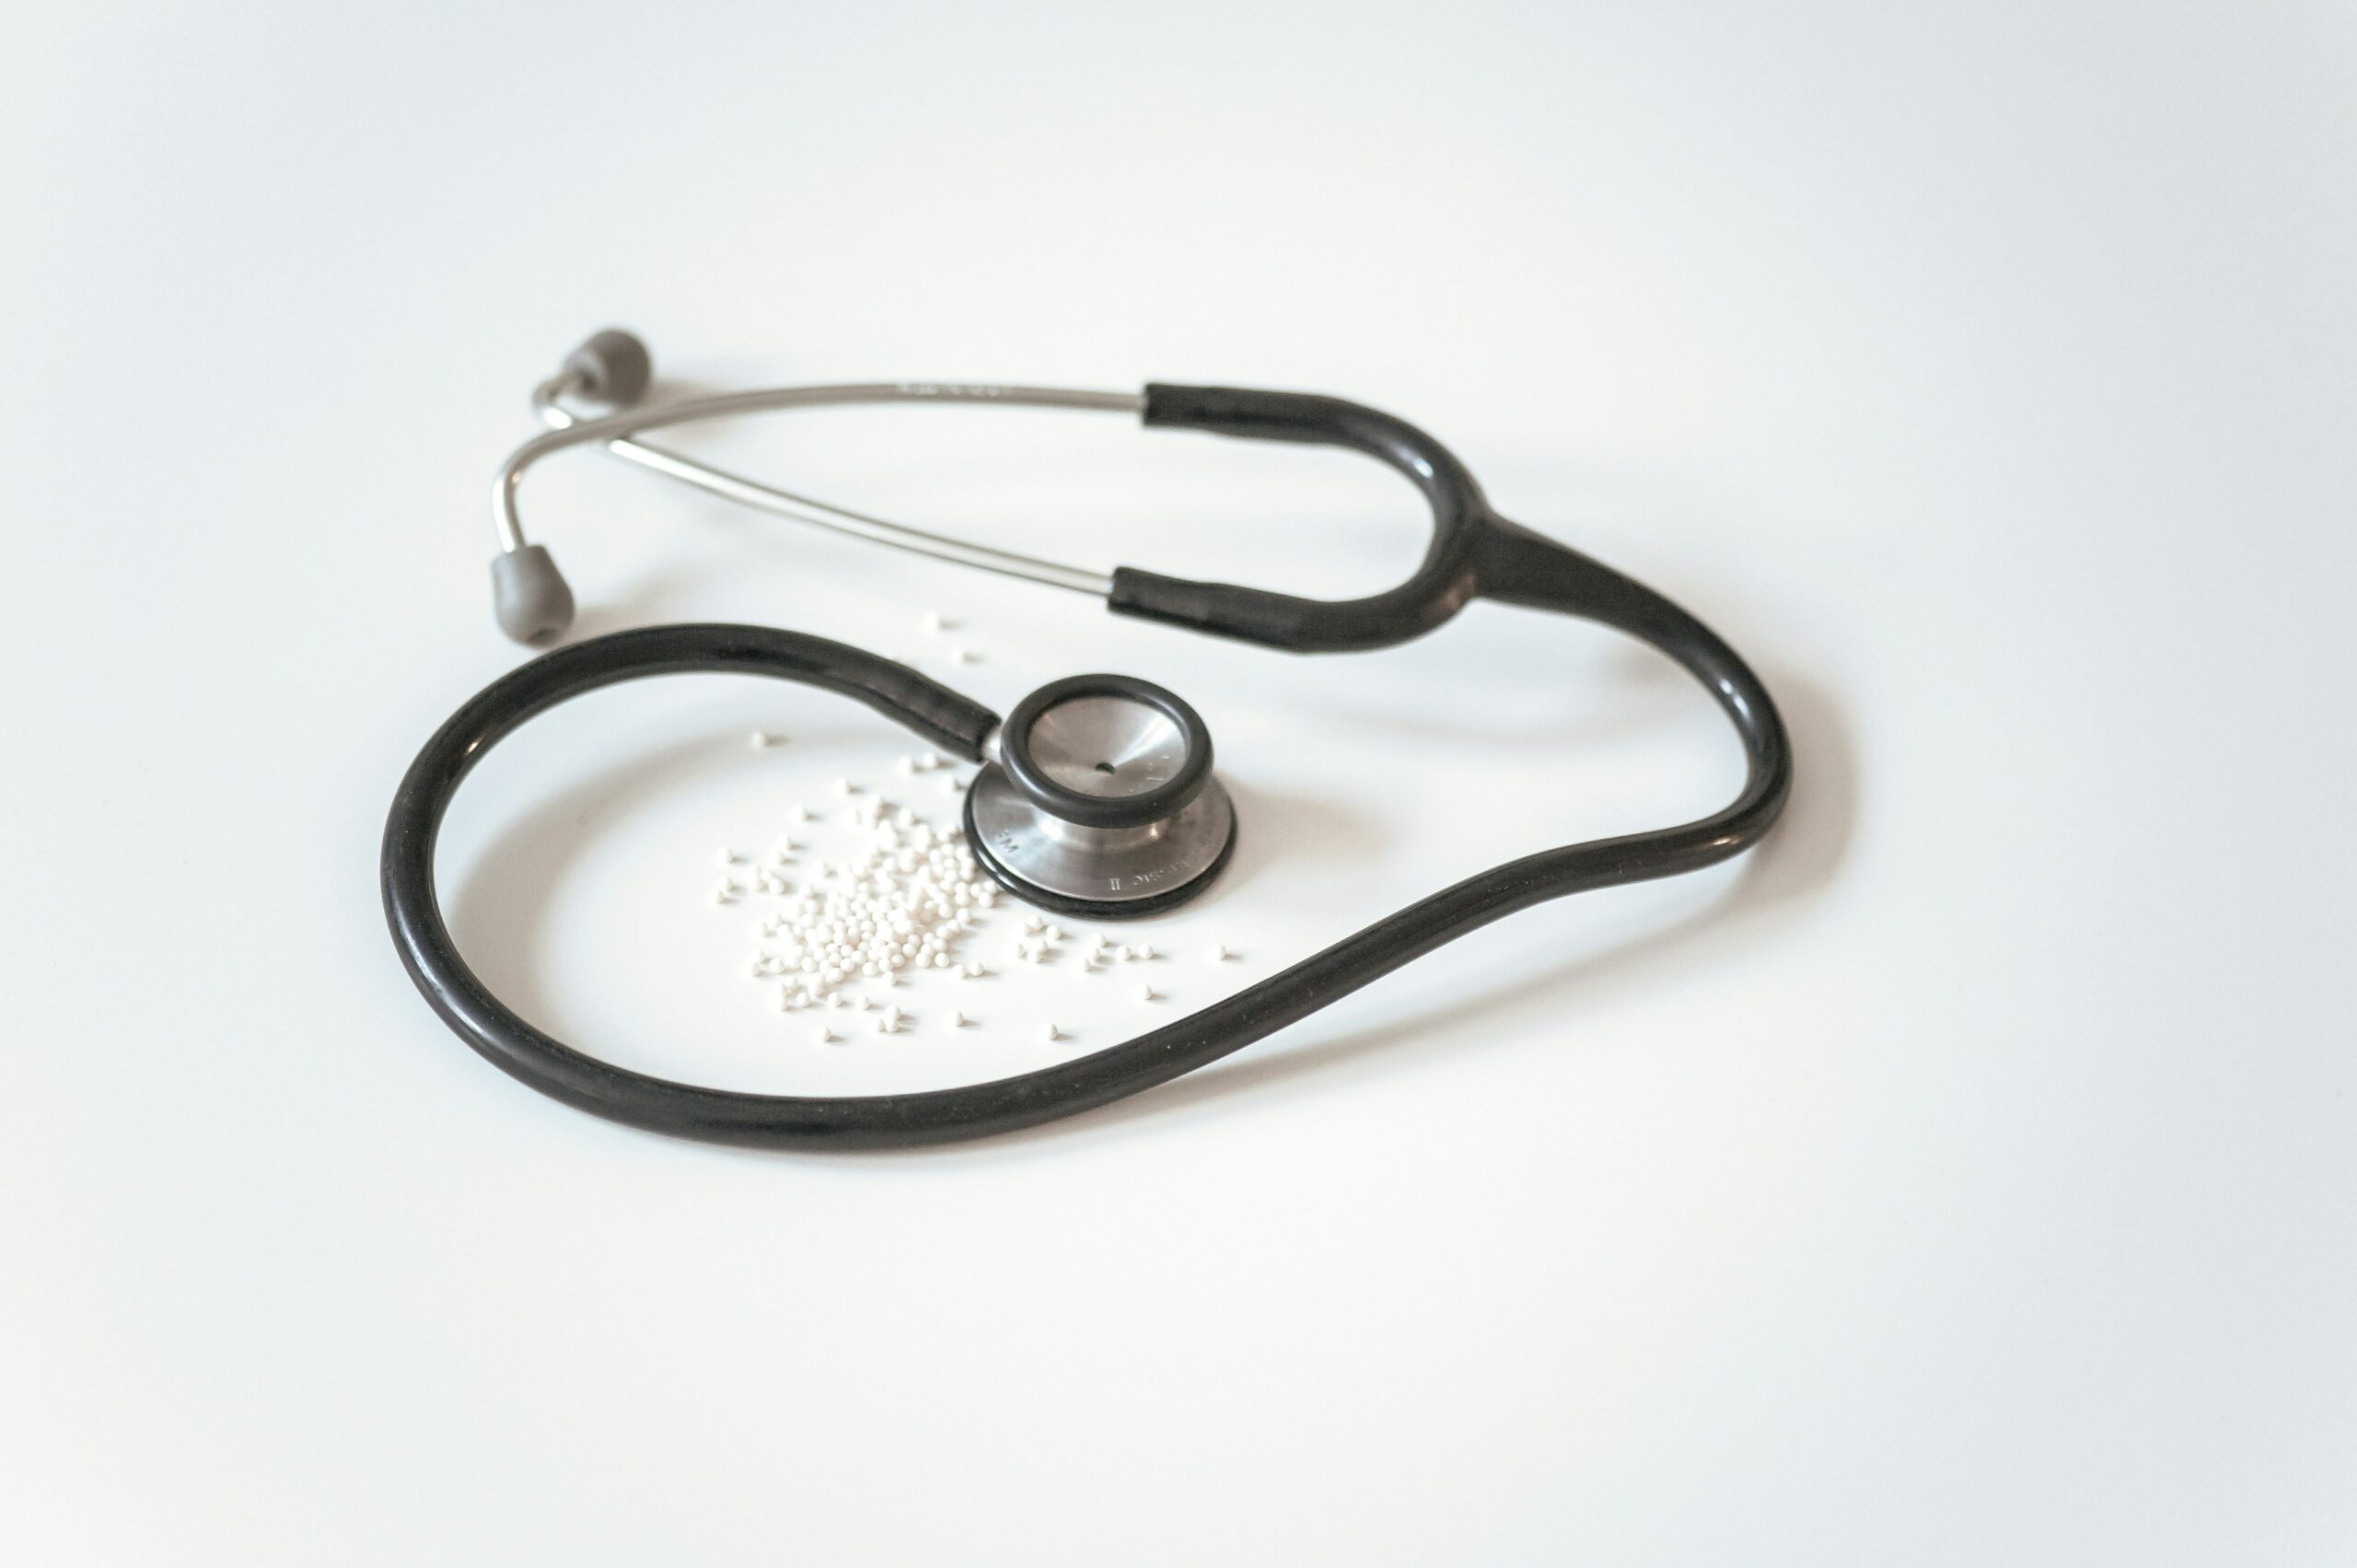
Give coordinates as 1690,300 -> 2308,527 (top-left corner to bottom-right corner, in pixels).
493,329 -> 649,643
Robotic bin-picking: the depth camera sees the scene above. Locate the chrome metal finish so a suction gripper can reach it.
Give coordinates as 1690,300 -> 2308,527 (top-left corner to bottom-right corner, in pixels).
1039,816 -> 1171,853
509,379 -> 1131,596
966,766 -> 1236,912
1023,694 -> 1188,800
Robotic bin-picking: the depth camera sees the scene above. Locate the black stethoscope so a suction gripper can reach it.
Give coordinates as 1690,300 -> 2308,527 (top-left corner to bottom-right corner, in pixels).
382,331 -> 1792,1149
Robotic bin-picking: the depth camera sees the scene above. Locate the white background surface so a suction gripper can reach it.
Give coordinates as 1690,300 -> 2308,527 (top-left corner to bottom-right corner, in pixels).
3,3 -> 2352,1562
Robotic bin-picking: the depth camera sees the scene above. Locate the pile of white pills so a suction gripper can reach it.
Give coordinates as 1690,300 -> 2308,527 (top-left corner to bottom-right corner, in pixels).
714,782 -> 1001,1018
710,729 -> 1242,1047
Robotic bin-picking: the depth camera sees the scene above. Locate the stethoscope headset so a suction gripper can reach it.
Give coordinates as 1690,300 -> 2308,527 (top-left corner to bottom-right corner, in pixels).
382,330 -> 1792,1150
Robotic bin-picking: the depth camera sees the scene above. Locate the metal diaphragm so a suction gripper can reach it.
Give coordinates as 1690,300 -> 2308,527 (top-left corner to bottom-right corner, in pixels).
963,674 -> 1237,920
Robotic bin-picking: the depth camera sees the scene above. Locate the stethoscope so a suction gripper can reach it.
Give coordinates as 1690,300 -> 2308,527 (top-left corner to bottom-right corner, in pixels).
382,330 -> 1792,1149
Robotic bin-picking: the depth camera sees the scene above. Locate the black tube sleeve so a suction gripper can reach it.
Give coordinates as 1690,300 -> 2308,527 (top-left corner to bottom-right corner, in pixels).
1112,385 -> 1487,651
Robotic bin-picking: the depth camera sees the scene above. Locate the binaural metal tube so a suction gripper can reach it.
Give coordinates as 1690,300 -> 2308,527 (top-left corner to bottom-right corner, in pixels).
505,378 -> 1132,597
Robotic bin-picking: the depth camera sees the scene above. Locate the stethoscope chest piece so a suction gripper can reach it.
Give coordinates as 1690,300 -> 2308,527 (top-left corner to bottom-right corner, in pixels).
964,674 -> 1237,920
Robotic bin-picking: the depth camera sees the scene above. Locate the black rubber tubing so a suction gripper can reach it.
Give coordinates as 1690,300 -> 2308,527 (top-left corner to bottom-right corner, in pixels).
383,394 -> 1792,1149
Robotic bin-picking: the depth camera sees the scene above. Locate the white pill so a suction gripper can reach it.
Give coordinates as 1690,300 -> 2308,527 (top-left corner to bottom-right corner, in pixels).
947,1009 -> 968,1029
1040,1022 -> 1061,1043
950,646 -> 976,664
1138,984 -> 1159,1003
1136,944 -> 1157,961
813,1025 -> 836,1045
1211,943 -> 1230,961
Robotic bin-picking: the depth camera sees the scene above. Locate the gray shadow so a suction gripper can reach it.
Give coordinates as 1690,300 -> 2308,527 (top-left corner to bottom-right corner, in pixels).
1166,774 -> 1388,914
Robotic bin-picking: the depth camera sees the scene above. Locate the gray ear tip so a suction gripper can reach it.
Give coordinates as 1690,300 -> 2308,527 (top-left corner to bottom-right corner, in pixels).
563,328 -> 653,407
491,545 -> 575,644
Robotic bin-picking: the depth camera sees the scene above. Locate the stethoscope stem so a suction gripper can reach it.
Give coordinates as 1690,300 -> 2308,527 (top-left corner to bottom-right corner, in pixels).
510,375 -> 1125,597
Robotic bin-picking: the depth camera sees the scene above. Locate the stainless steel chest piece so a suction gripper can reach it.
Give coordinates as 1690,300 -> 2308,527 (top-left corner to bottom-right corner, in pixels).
962,674 -> 1237,920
